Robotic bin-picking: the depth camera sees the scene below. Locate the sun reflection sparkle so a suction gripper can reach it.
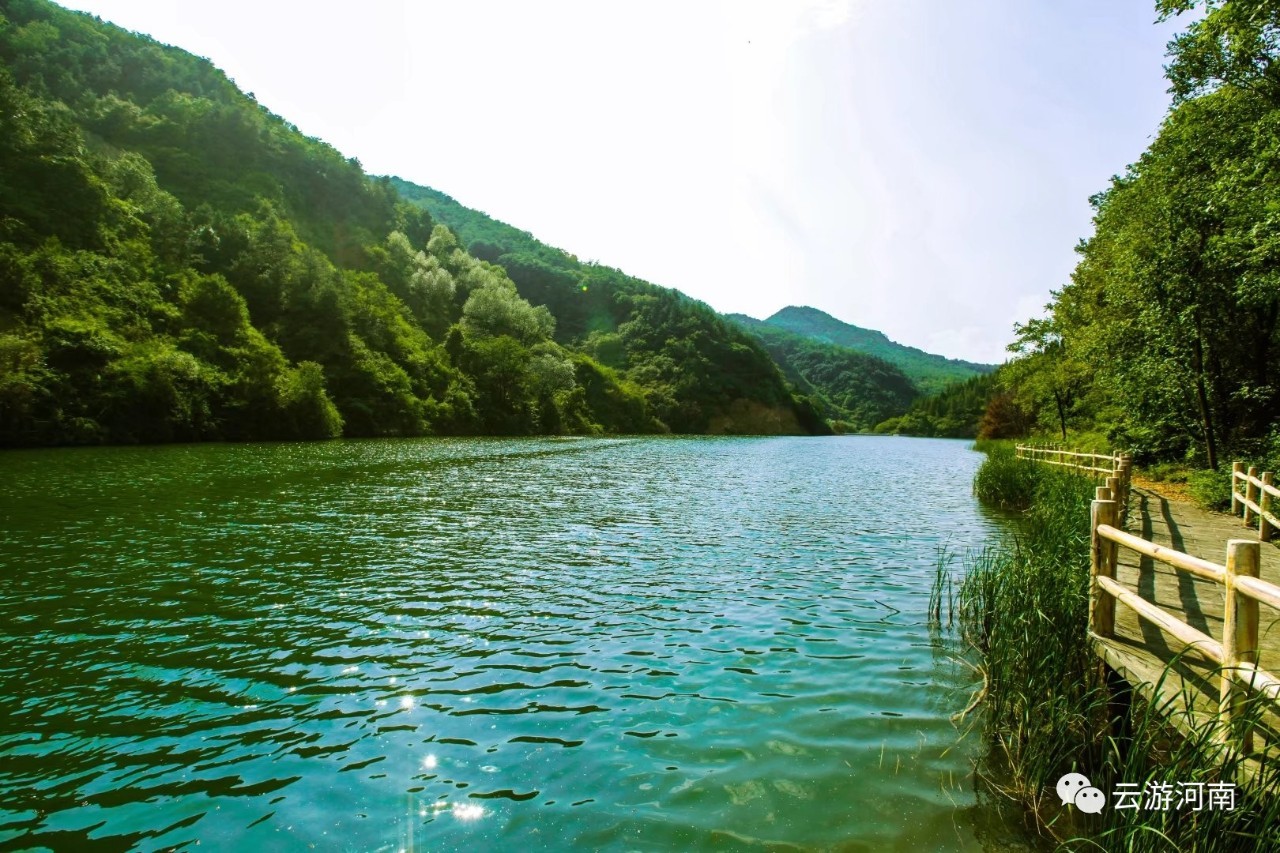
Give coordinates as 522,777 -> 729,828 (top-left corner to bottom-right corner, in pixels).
452,802 -> 485,821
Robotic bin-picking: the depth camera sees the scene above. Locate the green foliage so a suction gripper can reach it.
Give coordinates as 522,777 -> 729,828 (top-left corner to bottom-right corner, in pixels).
459,334 -> 535,434
462,277 -> 555,343
1003,316 -> 1090,441
368,230 -> 454,338
1158,0 -> 1280,105
277,361 -> 343,439
876,372 -> 1000,437
971,441 -> 1041,509
1000,5 -> 1280,473
561,352 -> 657,434
749,305 -> 994,395
1142,461 -> 1191,483
1188,466 -> 1234,510
1062,88 -> 1280,468
0,0 -> 677,445
727,316 -> 917,430
392,178 -> 829,435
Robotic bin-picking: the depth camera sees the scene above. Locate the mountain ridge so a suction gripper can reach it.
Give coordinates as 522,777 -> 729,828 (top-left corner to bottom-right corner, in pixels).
392,178 -> 995,428
745,305 -> 996,395
0,0 -> 825,444
391,177 -> 844,434
724,314 -> 917,430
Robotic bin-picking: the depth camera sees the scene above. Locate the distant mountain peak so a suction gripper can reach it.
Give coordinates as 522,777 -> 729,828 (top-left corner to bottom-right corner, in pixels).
757,305 -> 995,395
767,306 -> 891,342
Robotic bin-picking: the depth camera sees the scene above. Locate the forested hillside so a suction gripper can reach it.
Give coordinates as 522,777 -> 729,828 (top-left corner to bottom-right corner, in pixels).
758,306 -> 995,395
874,372 -> 1000,438
391,179 -> 829,435
727,314 -> 916,431
994,0 -> 1280,472
0,0 -> 825,445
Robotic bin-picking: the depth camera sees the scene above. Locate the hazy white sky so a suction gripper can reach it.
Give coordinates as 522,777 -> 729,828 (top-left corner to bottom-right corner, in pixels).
60,1 -> 1188,363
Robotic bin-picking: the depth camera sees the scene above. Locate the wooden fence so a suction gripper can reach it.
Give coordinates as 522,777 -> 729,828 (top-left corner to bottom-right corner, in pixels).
1231,462 -> 1280,543
1016,444 -> 1133,524
1090,487 -> 1280,751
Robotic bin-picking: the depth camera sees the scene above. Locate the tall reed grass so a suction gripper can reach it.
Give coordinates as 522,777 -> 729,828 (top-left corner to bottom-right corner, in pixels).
972,440 -> 1040,510
937,448 -> 1280,849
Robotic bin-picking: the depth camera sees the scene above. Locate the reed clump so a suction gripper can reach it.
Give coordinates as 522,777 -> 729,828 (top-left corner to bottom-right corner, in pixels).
940,448 -> 1280,850
971,440 -> 1040,510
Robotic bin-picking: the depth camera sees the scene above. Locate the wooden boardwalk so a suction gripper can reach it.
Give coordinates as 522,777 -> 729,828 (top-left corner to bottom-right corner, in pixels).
1091,486 -> 1280,771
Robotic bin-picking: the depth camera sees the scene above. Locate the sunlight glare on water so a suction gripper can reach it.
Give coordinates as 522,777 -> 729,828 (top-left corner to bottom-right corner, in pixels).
0,436 -> 1024,850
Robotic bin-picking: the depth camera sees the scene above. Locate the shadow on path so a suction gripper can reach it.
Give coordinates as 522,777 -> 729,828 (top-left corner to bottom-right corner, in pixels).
1154,492 -> 1211,636
1135,491 -> 1168,652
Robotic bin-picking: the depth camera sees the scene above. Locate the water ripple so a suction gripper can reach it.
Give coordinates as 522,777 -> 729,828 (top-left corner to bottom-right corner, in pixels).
0,436 -> 1007,850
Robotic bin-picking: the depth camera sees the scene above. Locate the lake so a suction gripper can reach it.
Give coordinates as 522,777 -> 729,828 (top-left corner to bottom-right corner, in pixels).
0,436 -> 1025,850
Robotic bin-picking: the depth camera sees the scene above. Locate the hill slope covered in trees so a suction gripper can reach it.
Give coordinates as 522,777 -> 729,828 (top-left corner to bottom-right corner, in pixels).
390,179 -> 834,435
0,0 -> 827,445
873,372 -> 1001,438
756,306 -> 995,395
726,314 -> 917,431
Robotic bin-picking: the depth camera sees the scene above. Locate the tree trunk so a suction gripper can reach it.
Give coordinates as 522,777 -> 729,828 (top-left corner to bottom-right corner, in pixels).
1054,390 -> 1068,441
1191,335 -> 1218,470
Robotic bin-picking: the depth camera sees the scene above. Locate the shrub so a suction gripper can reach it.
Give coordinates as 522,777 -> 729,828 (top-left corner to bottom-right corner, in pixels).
1188,467 -> 1232,511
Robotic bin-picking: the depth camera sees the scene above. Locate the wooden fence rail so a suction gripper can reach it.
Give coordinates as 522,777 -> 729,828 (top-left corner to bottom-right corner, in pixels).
1231,462 -> 1280,543
1090,488 -> 1280,752
1017,444 -> 1133,526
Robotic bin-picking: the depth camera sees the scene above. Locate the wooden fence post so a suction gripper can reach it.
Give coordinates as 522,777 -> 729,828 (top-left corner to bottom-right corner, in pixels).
1221,539 -> 1261,753
1123,453 -> 1133,505
1232,461 -> 1244,516
1261,472 -> 1274,544
1245,466 -> 1260,528
1090,491 -> 1117,639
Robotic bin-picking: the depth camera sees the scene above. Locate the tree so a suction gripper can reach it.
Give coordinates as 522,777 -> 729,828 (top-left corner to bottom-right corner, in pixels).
1159,0 -> 1280,104
977,392 -> 1031,440
276,361 -> 343,438
461,278 -> 554,344
1058,86 -> 1280,467
373,231 -> 454,337
462,334 -> 534,434
1004,315 -> 1090,441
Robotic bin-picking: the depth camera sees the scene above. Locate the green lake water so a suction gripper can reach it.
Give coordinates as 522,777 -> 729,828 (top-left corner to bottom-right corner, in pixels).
0,436 -> 1025,851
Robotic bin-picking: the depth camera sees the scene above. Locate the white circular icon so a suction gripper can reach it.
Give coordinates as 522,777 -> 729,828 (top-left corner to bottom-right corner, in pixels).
1075,786 -> 1107,814
1056,772 -> 1091,806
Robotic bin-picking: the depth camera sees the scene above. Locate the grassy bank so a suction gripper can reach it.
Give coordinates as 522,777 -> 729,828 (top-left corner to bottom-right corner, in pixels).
938,443 -> 1279,849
